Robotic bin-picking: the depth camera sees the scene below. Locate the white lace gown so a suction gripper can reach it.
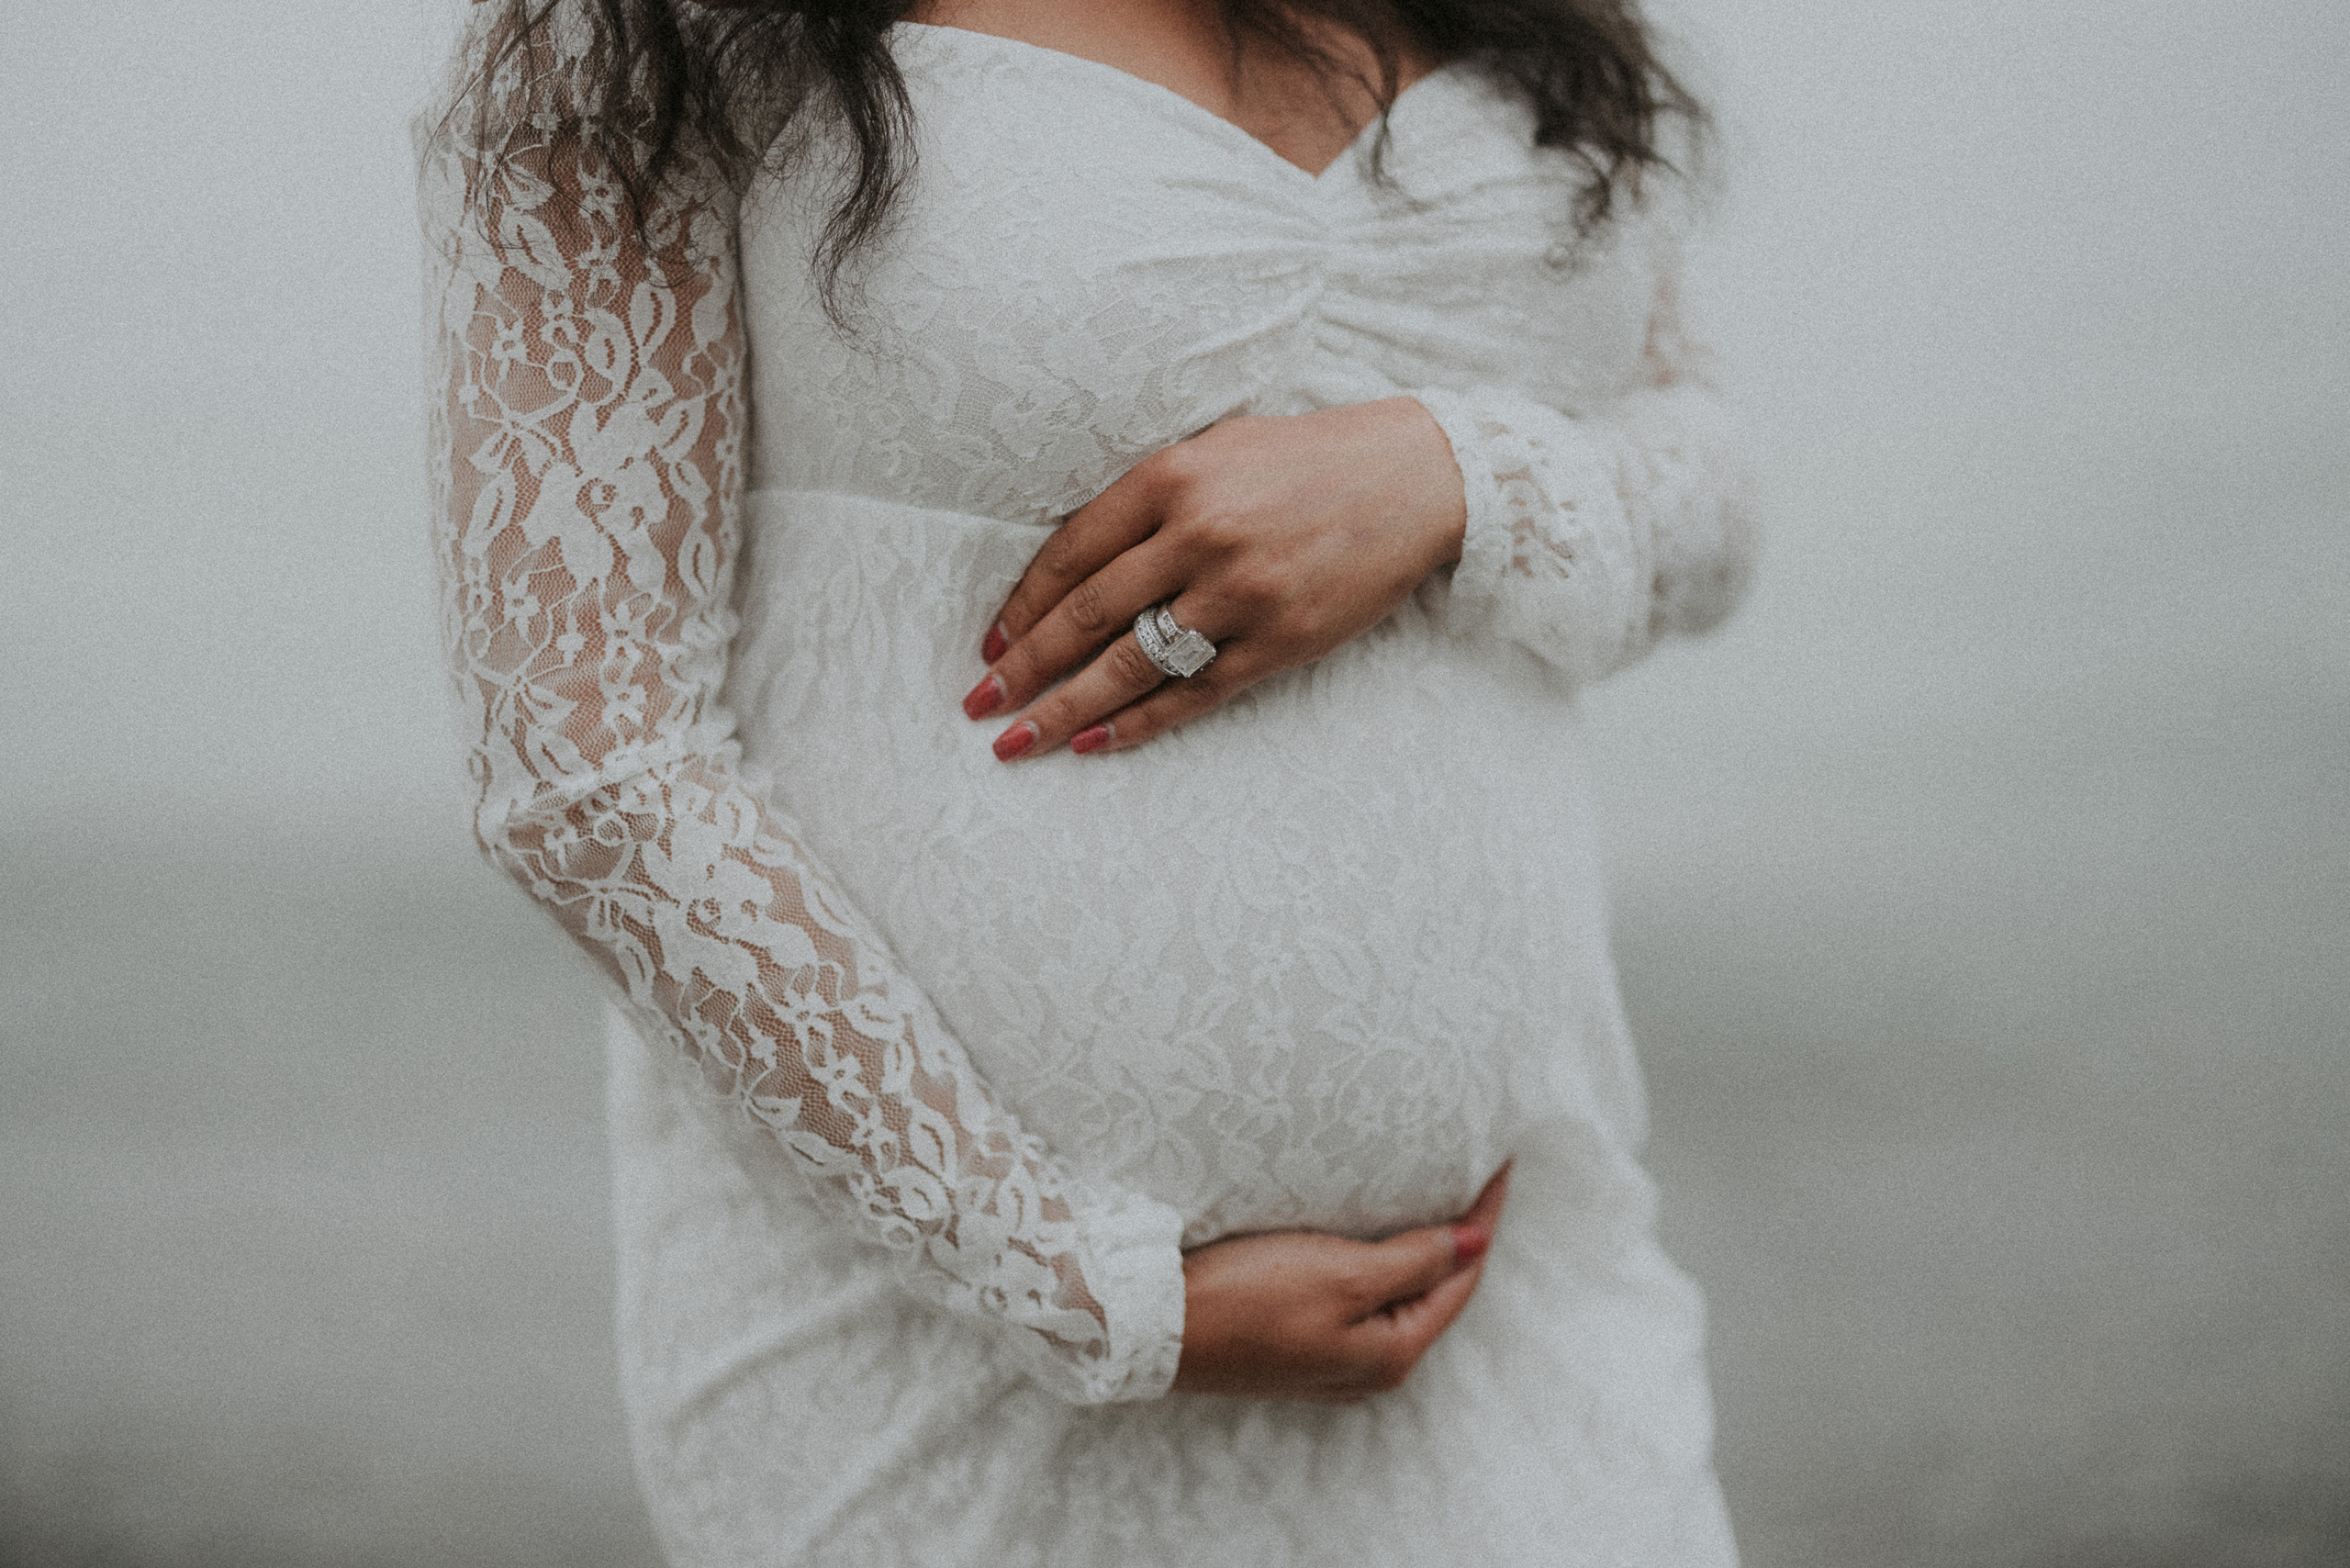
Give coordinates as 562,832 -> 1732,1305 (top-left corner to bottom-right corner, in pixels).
422,20 -> 1756,1566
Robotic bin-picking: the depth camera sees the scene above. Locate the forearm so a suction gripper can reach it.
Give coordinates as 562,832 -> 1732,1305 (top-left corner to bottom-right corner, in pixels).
480,749 -> 1187,1403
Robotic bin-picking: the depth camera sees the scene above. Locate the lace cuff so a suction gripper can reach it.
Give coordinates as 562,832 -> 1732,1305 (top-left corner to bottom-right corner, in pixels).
1416,385 -> 1643,677
1036,1181 -> 1188,1404
1413,379 -> 1756,684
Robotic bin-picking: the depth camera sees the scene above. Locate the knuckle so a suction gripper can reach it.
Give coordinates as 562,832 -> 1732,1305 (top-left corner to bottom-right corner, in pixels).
1022,538 -> 1079,594
1335,1264 -> 1385,1318
1147,440 -> 1207,494
1180,508 -> 1248,558
1223,563 -> 1286,614
1106,637 -> 1165,690
1064,575 -> 1118,640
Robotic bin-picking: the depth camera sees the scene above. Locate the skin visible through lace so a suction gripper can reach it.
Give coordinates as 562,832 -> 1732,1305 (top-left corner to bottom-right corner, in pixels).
428,39 -> 1139,1394
420,6 -> 1755,1413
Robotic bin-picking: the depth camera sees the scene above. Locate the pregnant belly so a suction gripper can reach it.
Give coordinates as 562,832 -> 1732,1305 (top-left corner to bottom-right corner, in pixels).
726,489 -> 1639,1245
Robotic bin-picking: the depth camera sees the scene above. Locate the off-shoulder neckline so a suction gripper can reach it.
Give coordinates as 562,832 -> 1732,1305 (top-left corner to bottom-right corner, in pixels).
890,20 -> 1466,185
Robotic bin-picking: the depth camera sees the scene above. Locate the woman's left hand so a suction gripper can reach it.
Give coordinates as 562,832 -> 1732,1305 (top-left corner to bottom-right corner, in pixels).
961,397 -> 1468,759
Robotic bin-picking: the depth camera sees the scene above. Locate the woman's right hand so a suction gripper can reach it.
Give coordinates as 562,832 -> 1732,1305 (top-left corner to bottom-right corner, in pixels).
1170,1165 -> 1510,1403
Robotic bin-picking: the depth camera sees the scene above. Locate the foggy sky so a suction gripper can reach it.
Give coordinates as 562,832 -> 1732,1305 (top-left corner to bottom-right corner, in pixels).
1,0 -> 2344,860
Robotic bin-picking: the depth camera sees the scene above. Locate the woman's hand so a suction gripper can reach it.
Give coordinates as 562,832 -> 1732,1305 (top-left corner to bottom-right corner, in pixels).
1171,1165 -> 1509,1403
961,398 -> 1468,758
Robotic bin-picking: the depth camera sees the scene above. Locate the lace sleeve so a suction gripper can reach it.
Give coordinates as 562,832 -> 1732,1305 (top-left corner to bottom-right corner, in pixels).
416,16 -> 1185,1406
1414,218 -> 1760,683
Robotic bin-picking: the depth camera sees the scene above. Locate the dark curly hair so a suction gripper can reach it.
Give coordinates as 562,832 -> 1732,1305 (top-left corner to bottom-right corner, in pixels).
453,0 -> 1703,300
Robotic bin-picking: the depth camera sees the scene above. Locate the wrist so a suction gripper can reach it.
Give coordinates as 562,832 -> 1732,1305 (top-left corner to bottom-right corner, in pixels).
1386,394 -> 1467,572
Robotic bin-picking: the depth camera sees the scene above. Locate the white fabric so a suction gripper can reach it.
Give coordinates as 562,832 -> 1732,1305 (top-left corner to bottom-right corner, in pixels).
422,17 -> 1755,1566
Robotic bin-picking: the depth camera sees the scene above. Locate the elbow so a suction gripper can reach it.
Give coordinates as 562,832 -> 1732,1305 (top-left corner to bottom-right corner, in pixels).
468,758 -> 679,899
1653,556 -> 1754,648
1665,507 -> 1761,641
1651,442 -> 1763,644
472,806 -> 567,904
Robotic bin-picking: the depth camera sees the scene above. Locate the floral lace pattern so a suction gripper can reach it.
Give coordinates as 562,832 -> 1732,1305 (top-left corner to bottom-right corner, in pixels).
420,15 -> 1757,1558
419,16 -> 1183,1406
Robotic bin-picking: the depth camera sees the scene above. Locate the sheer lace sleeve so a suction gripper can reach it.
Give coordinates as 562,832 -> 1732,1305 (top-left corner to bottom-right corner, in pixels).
417,16 -> 1185,1406
1414,219 -> 1760,683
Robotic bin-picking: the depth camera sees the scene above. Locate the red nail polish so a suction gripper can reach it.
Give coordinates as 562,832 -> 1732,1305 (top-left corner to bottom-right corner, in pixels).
1070,722 -> 1113,755
981,622 -> 1008,664
1450,1224 -> 1490,1268
962,673 -> 1004,721
992,722 -> 1037,762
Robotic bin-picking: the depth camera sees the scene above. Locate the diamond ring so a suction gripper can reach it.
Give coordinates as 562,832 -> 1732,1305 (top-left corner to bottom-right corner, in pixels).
1133,602 -> 1217,678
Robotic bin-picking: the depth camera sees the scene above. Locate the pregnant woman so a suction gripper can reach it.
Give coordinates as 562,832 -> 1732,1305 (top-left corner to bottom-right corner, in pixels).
421,0 -> 1757,1561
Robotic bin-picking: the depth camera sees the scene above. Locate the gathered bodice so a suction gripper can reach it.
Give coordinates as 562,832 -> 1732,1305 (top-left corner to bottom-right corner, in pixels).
741,25 -> 1662,522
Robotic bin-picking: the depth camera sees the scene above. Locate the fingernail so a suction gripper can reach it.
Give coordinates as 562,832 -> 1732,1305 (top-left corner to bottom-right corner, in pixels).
981,622 -> 1008,664
962,673 -> 1004,721
1449,1224 -> 1491,1268
1070,722 -> 1113,755
992,722 -> 1037,762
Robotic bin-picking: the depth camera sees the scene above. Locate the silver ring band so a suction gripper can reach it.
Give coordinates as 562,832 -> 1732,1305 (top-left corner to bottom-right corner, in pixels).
1133,602 -> 1217,678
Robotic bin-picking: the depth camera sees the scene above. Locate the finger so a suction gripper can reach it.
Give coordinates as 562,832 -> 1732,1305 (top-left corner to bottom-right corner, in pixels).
1460,1161 -> 1512,1233
987,464 -> 1169,656
1376,1249 -> 1486,1352
1069,591 -> 1261,752
1347,1222 -> 1464,1319
1074,642 -> 1264,753
990,630 -> 1175,760
1328,1253 -> 1485,1399
1340,1165 -> 1512,1321
979,543 -> 1186,717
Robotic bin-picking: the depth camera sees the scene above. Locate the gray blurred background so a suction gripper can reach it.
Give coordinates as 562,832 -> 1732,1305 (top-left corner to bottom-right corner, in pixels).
2,0 -> 2344,1563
